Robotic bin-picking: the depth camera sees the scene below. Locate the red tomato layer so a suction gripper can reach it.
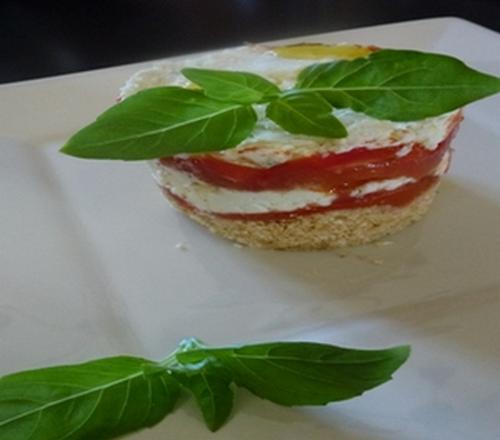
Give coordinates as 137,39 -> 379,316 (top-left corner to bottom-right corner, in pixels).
159,113 -> 461,193
161,175 -> 439,221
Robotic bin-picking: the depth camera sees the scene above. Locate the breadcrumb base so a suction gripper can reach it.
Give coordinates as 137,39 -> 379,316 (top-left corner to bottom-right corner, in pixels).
163,184 -> 439,250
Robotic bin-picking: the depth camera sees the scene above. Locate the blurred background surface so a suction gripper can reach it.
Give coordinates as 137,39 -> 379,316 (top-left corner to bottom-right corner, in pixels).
1,0 -> 499,84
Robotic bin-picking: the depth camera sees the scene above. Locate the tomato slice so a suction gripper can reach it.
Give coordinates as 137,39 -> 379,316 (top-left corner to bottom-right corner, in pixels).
160,115 -> 461,192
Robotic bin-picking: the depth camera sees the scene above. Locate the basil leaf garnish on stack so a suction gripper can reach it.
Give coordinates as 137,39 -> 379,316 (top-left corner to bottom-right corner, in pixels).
296,49 -> 500,121
61,87 -> 257,160
182,68 -> 280,104
266,91 -> 347,138
61,49 -> 500,160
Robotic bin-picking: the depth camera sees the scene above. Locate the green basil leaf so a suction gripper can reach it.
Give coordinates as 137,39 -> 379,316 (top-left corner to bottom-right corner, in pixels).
172,358 -> 233,431
266,92 -> 347,138
176,342 -> 410,406
297,49 -> 500,121
182,68 -> 281,104
0,338 -> 412,437
0,356 -> 180,439
60,87 -> 257,160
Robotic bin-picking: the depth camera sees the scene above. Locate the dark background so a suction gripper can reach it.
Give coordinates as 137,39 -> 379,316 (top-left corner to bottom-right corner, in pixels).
1,0 -> 499,84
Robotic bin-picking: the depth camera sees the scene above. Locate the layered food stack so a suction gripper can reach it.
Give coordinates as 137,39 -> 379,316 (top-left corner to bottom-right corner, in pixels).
120,44 -> 462,249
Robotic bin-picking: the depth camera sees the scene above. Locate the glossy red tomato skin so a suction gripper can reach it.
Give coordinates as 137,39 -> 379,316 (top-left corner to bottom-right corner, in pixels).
159,114 -> 461,193
161,142 -> 442,191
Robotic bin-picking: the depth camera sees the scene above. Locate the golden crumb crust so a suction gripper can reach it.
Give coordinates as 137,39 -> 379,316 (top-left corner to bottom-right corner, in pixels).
163,183 -> 439,250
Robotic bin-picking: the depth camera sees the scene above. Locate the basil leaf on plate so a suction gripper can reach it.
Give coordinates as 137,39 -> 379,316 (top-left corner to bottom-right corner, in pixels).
172,337 -> 233,431
61,87 -> 257,160
172,358 -> 233,431
0,356 -> 180,440
182,68 -> 281,104
176,342 -> 410,406
297,49 -> 500,121
266,91 -> 347,138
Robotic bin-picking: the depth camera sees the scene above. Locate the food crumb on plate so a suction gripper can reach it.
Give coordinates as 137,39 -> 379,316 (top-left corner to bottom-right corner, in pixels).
175,242 -> 189,251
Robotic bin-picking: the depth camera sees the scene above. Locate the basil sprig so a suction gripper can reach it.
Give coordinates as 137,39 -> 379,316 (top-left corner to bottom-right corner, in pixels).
0,338 -> 410,438
61,49 -> 500,160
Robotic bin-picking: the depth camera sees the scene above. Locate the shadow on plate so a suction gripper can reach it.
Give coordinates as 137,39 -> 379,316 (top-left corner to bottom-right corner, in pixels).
175,177 -> 500,358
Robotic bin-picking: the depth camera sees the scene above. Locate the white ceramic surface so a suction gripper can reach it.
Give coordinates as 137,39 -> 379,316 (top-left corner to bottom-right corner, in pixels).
1,17 -> 500,440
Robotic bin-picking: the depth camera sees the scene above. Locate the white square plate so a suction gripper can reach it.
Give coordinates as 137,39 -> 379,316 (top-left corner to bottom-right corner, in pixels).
1,17 -> 499,440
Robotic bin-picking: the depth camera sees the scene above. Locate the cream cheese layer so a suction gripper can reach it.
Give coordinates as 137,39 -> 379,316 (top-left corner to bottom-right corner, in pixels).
151,163 -> 440,215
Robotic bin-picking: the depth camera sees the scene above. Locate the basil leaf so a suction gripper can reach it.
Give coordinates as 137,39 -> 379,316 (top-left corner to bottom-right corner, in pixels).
61,87 -> 257,160
0,356 -> 179,440
182,68 -> 281,104
177,342 -> 410,406
297,49 -> 500,121
172,337 -> 233,431
266,92 -> 347,138
172,358 -> 233,431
